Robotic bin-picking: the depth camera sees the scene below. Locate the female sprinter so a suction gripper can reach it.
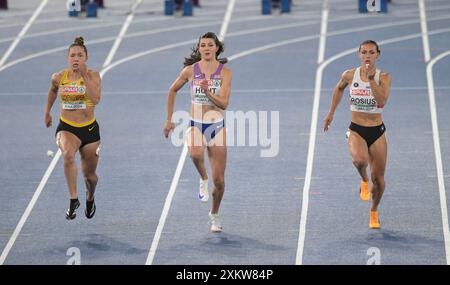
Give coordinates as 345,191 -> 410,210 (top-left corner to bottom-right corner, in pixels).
323,40 -> 391,229
163,32 -> 232,232
45,36 -> 101,220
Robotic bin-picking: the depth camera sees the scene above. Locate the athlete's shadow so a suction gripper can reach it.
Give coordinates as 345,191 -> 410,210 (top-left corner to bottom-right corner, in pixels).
206,232 -> 286,251
165,232 -> 287,262
366,230 -> 408,243
364,229 -> 442,250
75,233 -> 147,254
53,233 -> 147,261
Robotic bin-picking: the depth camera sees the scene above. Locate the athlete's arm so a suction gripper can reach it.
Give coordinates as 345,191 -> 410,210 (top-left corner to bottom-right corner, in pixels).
44,72 -> 62,128
201,67 -> 232,110
164,66 -> 191,138
369,71 -> 391,107
323,69 -> 352,132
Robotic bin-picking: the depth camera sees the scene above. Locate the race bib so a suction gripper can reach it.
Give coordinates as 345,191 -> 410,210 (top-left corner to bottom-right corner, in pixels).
192,79 -> 221,105
63,101 -> 86,110
349,89 -> 380,113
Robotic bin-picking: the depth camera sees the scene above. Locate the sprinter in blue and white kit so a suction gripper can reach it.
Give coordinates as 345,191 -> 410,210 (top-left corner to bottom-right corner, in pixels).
323,40 -> 391,229
163,32 -> 232,232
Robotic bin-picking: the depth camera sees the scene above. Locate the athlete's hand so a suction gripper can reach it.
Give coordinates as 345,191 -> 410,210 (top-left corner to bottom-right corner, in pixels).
200,80 -> 209,95
78,61 -> 89,78
45,113 -> 52,128
163,120 -> 175,138
323,112 -> 333,132
365,63 -> 376,79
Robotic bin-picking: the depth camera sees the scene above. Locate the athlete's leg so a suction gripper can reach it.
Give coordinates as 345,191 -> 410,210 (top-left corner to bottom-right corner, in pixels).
207,129 -> 227,214
348,130 -> 371,201
58,131 -> 81,199
187,126 -> 208,180
80,141 -> 100,201
347,130 -> 370,182
368,133 -> 387,212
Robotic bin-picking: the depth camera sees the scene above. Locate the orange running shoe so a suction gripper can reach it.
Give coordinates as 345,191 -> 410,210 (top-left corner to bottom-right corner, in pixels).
369,211 -> 381,229
359,180 -> 370,201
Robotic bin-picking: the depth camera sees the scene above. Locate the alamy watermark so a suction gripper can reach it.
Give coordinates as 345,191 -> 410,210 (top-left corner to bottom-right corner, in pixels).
66,247 -> 81,265
170,110 -> 279,158
366,247 -> 381,265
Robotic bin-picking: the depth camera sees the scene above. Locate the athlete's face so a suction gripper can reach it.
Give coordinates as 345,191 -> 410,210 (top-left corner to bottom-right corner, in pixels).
198,38 -> 218,61
68,46 -> 87,71
359,44 -> 379,67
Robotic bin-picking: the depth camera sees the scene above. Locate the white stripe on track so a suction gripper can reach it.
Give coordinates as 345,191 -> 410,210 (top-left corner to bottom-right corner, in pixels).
296,0 -> 329,265
145,0 -> 236,265
219,0 -> 236,41
317,0 -> 328,64
0,0 -> 48,67
295,11 -> 450,266
419,0 -> 431,62
420,0 -> 450,264
3,11 -> 450,73
0,149 -> 61,265
0,0 -> 143,265
103,0 -> 143,68
426,50 -> 450,265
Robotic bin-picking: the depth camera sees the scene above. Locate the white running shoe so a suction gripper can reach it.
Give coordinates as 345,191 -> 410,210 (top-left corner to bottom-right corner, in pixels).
198,178 -> 209,202
209,211 -> 222,233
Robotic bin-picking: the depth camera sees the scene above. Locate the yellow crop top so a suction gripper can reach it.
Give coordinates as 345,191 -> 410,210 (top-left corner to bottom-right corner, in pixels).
58,69 -> 94,110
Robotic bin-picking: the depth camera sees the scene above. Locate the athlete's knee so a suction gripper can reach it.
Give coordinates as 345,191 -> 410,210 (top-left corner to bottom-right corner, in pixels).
352,158 -> 368,170
371,176 -> 385,189
189,150 -> 204,163
84,173 -> 98,185
213,177 -> 225,191
62,150 -> 76,164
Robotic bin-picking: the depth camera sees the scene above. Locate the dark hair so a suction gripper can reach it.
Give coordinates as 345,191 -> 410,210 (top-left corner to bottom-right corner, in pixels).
68,36 -> 88,56
359,40 -> 380,54
183,32 -> 227,67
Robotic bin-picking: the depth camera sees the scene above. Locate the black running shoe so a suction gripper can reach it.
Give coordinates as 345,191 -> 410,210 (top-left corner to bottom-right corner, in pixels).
66,198 -> 80,220
85,199 -> 96,219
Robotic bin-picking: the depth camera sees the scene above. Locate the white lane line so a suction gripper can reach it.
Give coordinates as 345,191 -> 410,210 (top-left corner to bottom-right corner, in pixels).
426,51 -> 450,264
0,21 -> 220,73
317,0 -> 328,64
420,1 -> 450,264
0,149 -> 62,265
0,0 -> 144,266
0,0 -> 48,67
419,0 -> 431,62
295,25 -> 450,267
227,16 -> 450,61
103,0 -> 143,68
144,0 -> 236,266
144,143 -> 188,265
219,0 -> 236,41
296,0 -> 329,266
98,25 -> 450,261
3,11 -> 450,74
101,40 -> 197,75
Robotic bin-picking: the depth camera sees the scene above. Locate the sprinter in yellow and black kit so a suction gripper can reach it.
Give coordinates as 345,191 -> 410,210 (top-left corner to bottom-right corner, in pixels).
44,37 -> 101,221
